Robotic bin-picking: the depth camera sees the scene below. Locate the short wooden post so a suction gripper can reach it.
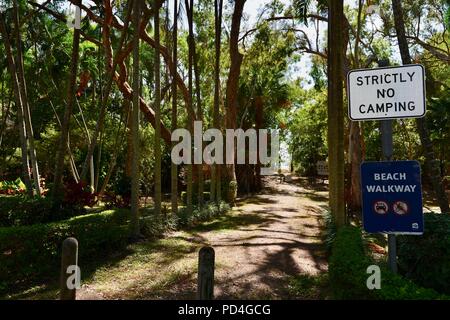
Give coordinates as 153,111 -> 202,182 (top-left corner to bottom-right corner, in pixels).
197,246 -> 215,300
60,237 -> 78,300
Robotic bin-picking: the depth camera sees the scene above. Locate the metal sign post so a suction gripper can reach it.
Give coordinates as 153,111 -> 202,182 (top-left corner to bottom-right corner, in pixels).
378,59 -> 397,273
348,59 -> 426,275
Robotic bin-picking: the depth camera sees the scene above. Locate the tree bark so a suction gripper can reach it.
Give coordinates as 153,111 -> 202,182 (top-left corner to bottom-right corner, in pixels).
392,0 -> 450,213
192,2 -> 204,207
327,0 -> 346,228
171,0 -> 179,214
0,12 -> 33,197
185,0 -> 194,214
154,0 -> 162,216
79,0 -> 132,182
130,0 -> 141,238
348,0 -> 364,215
225,0 -> 246,185
255,96 -> 263,191
211,0 -> 223,203
13,1 -> 42,196
52,0 -> 82,204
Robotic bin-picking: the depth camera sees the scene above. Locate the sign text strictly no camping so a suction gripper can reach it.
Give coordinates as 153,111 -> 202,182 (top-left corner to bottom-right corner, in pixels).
347,64 -> 426,120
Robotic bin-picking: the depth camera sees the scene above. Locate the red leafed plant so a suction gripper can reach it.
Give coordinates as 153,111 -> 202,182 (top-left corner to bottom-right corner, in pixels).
63,180 -> 97,208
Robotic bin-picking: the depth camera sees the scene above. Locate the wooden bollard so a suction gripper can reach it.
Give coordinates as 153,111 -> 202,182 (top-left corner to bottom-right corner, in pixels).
60,237 -> 78,300
197,246 -> 215,300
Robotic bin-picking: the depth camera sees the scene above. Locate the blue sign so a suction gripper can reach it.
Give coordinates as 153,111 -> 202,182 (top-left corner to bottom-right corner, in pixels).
361,160 -> 424,234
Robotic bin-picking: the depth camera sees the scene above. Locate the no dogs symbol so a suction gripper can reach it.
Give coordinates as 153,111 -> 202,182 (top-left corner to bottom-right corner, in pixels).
374,201 -> 389,214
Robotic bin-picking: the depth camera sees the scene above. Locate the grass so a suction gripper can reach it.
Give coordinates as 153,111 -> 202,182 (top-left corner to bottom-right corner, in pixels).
5,236 -> 200,300
287,274 -> 330,299
188,211 -> 271,233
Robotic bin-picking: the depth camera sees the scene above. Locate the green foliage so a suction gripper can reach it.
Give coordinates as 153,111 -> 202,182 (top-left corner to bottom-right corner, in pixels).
183,180 -> 238,205
176,201 -> 230,227
426,93 -> 450,172
287,273 -> 329,299
0,195 -> 84,227
226,180 -> 238,204
329,226 -> 447,300
289,87 -> 328,175
181,191 -> 211,205
329,226 -> 372,299
0,178 -> 26,195
140,214 -> 178,240
0,209 -> 130,293
397,213 -> 450,295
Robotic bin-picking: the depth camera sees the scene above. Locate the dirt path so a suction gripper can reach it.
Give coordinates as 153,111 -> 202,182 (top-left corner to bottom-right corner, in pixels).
194,176 -> 328,299
75,176 -> 329,300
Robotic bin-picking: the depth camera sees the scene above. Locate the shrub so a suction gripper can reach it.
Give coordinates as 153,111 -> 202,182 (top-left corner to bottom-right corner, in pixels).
0,178 -> 26,195
62,181 -> 96,209
226,180 -> 238,205
397,212 -> 450,295
0,209 -> 130,293
177,201 -> 230,227
0,196 -> 82,227
181,191 -> 211,205
140,214 -> 178,239
329,226 -> 447,300
329,226 -> 372,299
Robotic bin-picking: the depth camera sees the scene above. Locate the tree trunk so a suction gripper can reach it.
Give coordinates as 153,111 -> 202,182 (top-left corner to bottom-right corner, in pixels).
211,0 -> 223,203
225,0 -> 246,187
327,0 -> 346,228
171,0 -> 179,214
347,0 -> 364,215
154,0 -> 162,216
348,122 -> 362,213
185,0 -> 194,214
0,12 -> 33,197
130,0 -> 141,238
13,1 -> 42,196
80,1 -> 132,182
255,96 -> 263,191
52,0 -> 82,204
192,5 -> 204,207
391,0 -> 450,213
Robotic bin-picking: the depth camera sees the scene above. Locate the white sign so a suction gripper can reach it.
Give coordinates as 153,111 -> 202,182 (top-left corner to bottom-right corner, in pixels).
347,64 -> 426,121
316,161 -> 328,176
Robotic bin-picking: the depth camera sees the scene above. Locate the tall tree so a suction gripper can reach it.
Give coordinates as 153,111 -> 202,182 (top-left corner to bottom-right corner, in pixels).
192,2 -> 204,207
79,0 -> 133,185
12,0 -> 41,196
348,0 -> 364,214
327,0 -> 346,228
225,0 -> 246,191
130,0 -> 141,238
392,0 -> 450,214
154,0 -> 162,216
212,0 -> 223,203
185,0 -> 194,215
171,0 -> 179,214
52,0 -> 82,204
0,10 -> 33,197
